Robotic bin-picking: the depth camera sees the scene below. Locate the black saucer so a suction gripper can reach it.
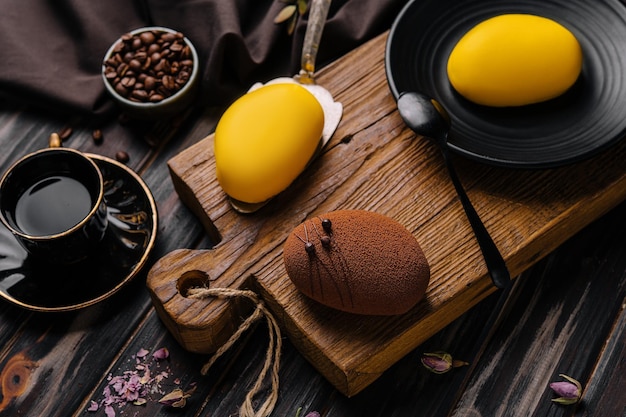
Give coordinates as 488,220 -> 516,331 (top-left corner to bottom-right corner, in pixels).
0,154 -> 158,312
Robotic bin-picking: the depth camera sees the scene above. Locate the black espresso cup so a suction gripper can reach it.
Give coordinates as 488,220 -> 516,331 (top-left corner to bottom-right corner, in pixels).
0,148 -> 108,264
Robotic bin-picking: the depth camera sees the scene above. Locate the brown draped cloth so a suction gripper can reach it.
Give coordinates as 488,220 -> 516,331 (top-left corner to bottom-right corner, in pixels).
0,0 -> 406,120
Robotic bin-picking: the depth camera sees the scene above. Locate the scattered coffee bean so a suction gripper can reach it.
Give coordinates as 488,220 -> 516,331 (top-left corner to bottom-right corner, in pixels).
115,151 -> 130,163
103,29 -> 193,104
92,129 -> 103,143
58,126 -> 73,141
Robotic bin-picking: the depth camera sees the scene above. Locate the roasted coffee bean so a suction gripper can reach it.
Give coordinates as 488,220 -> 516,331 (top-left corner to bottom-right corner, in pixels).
133,51 -> 147,61
141,57 -> 152,71
92,129 -> 103,143
58,126 -> 73,140
148,43 -> 160,55
170,42 -> 183,53
116,62 -> 129,77
131,37 -> 142,50
115,83 -> 129,97
116,151 -> 130,163
161,32 -> 179,42
162,75 -> 176,90
181,46 -> 192,59
129,59 -> 142,71
103,29 -> 194,104
139,31 -> 156,45
120,77 -> 135,88
131,89 -> 149,101
153,58 -> 169,73
177,71 -> 190,84
144,76 -> 156,90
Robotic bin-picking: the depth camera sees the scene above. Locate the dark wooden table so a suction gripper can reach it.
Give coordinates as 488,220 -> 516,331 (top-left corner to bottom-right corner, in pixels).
1,37 -> 625,417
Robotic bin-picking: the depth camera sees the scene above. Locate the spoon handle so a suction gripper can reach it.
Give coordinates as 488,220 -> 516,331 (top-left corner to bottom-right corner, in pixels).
440,147 -> 511,289
299,0 -> 332,83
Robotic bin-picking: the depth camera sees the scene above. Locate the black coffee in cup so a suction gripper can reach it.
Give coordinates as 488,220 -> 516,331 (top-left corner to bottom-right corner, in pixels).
0,148 -> 108,264
14,175 -> 93,236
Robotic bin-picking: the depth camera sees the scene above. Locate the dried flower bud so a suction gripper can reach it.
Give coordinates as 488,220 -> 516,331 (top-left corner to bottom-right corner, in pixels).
159,388 -> 187,407
158,386 -> 196,408
549,374 -> 582,405
421,351 -> 468,374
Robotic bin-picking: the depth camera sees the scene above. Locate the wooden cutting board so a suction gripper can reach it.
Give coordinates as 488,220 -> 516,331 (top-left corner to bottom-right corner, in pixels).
146,31 -> 626,396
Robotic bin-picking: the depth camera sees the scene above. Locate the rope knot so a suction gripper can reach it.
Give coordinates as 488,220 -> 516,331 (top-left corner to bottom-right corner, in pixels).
188,287 -> 282,417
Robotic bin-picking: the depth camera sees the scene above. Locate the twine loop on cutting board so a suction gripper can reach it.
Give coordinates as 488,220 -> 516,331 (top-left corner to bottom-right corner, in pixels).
188,287 -> 282,417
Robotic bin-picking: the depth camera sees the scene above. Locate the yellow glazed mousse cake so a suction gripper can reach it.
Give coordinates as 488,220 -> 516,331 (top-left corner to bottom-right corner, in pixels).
214,82 -> 324,206
447,14 -> 583,107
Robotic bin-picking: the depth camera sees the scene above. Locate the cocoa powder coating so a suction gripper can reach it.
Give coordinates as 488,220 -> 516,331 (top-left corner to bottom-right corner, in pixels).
283,210 -> 430,315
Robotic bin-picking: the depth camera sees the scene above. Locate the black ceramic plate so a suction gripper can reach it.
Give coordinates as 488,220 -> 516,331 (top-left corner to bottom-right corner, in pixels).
385,0 -> 626,168
0,155 -> 158,312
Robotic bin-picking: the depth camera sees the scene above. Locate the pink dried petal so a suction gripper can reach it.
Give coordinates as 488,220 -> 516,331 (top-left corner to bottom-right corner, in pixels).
153,347 -> 170,360
125,391 -> 140,402
136,348 -> 150,358
128,373 -> 142,385
87,401 -> 99,412
103,386 -> 115,405
104,404 -> 116,417
111,379 -> 125,394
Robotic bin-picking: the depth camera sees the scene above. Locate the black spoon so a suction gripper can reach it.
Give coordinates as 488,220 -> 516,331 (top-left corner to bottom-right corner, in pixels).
397,91 -> 511,289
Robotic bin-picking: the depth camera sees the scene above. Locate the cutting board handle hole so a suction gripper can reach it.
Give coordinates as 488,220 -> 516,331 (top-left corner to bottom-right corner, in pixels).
177,270 -> 210,297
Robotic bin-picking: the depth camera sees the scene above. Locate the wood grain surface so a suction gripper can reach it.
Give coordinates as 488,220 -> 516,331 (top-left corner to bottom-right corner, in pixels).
0,28 -> 625,417
148,31 -> 626,396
